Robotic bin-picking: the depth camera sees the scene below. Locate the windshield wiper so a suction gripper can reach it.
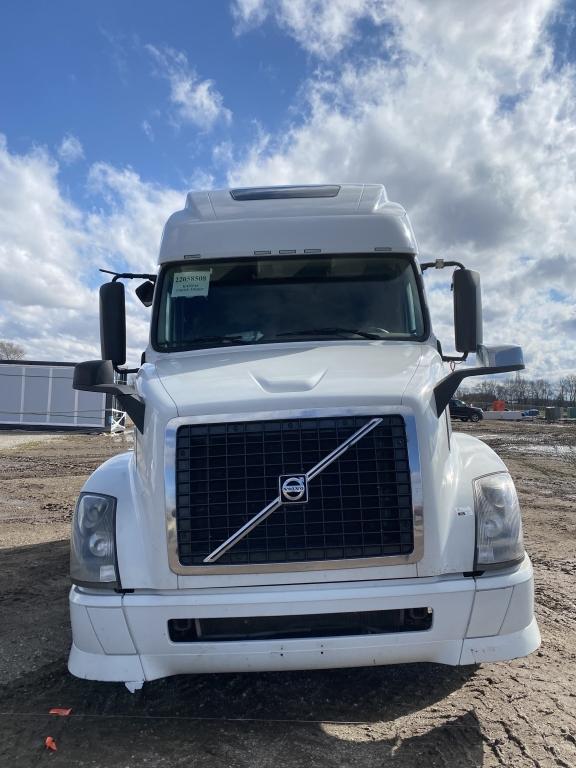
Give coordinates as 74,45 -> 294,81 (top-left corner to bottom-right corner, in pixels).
275,327 -> 386,340
177,335 -> 253,348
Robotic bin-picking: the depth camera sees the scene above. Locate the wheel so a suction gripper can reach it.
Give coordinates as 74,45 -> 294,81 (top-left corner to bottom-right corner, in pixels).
470,413 -> 481,423
461,417 -> 469,422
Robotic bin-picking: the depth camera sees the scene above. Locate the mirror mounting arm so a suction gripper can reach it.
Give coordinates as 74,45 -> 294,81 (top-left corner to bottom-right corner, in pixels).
433,362 -> 525,417
420,259 -> 466,271
73,360 -> 145,433
99,268 -> 157,282
441,351 -> 468,364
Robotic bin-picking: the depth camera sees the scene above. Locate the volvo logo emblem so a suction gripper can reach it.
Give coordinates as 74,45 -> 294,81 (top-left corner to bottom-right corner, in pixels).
279,475 -> 308,503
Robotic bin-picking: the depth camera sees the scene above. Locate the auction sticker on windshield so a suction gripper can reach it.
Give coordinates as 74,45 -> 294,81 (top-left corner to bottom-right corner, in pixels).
172,271 -> 211,297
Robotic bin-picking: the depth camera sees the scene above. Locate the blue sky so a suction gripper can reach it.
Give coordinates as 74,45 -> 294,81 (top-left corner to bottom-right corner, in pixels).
0,0 -> 575,374
0,1 -> 308,191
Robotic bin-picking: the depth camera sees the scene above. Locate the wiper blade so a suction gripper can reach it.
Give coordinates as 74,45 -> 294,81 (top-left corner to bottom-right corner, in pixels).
276,327 -> 385,340
187,335 -> 253,346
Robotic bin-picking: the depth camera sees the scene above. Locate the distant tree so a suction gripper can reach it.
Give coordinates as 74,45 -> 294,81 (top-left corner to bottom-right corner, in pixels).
0,340 -> 25,360
458,371 -> 576,409
560,375 -> 576,405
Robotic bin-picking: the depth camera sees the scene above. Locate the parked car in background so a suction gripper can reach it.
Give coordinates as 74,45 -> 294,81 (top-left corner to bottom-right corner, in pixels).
449,398 -> 484,422
522,409 -> 540,418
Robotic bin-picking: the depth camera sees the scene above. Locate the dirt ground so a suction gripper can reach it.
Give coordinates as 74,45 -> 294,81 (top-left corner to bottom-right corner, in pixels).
0,421 -> 574,767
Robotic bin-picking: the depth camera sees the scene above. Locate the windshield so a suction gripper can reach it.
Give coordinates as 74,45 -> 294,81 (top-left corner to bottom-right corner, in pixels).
155,254 -> 425,351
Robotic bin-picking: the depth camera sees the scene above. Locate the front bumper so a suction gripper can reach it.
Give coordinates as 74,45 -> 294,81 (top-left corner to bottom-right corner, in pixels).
69,555 -> 539,684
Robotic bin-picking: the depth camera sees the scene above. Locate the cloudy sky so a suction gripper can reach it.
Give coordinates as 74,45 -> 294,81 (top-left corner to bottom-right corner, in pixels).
0,0 -> 575,375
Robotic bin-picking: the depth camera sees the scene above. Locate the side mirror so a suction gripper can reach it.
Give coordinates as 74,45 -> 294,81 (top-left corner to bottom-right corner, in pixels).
99,282 -> 126,366
135,280 -> 155,307
453,269 -> 483,353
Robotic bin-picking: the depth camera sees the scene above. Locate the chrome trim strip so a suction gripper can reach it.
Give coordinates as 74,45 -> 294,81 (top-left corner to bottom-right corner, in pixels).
306,417 -> 383,481
203,496 -> 283,564
203,417 -> 383,563
165,406 -> 423,575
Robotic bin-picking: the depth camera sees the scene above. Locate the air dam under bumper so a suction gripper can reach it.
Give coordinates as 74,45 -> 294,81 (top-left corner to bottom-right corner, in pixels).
68,555 -> 539,684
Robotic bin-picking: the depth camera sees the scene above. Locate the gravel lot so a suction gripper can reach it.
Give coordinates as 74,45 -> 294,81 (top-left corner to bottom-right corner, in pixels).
0,421 -> 574,767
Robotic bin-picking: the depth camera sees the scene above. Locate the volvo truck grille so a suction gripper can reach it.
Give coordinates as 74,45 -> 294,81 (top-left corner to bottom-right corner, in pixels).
175,415 -> 414,566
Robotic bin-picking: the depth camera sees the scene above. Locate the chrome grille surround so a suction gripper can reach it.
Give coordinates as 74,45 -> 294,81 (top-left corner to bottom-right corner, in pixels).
165,407 -> 423,575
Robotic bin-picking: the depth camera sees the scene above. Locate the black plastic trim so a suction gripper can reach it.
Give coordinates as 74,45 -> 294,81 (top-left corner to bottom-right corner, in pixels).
73,360 -> 145,433
421,260 -> 466,271
433,364 -> 524,417
473,554 -> 526,573
168,608 -> 433,642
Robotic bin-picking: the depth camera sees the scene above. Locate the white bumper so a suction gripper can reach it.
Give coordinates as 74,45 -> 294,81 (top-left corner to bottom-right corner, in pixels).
69,555 -> 539,684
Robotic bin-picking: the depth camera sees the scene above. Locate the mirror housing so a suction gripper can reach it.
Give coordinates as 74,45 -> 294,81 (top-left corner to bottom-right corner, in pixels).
135,280 -> 155,307
476,344 -> 524,369
100,282 -> 126,366
453,269 -> 483,353
73,359 -> 115,389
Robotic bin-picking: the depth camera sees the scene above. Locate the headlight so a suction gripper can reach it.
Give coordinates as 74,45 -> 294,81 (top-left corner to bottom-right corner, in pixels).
70,493 -> 118,588
474,473 -> 524,569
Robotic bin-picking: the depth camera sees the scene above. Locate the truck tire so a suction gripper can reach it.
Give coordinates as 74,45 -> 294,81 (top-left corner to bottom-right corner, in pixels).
470,413 -> 481,423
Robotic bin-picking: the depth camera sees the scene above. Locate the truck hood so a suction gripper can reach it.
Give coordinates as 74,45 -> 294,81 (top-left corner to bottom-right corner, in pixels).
151,342 -> 427,417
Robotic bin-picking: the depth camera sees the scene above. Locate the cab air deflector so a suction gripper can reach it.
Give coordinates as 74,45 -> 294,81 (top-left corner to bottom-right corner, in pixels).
230,185 -> 341,201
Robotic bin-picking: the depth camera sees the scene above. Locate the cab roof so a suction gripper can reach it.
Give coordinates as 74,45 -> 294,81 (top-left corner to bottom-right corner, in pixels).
158,184 -> 418,263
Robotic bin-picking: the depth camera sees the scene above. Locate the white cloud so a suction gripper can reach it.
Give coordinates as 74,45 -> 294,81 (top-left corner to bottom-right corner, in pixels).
86,162 -> 183,274
141,120 -> 155,142
57,134 -> 84,164
146,45 -> 232,130
0,135 -> 183,364
232,0 -> 390,57
1,1 -> 575,381
228,0 -> 576,377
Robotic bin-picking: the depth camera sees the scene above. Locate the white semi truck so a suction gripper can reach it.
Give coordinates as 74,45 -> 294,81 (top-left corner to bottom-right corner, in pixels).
70,184 -> 540,690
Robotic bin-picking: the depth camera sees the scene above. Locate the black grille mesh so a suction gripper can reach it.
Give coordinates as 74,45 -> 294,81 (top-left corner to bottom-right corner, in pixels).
175,416 -> 413,566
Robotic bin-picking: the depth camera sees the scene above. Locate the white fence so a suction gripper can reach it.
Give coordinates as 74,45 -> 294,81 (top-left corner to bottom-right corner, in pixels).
0,361 -> 111,430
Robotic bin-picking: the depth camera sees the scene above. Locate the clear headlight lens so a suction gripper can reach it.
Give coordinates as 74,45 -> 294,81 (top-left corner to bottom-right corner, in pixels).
70,493 -> 118,588
474,473 -> 524,568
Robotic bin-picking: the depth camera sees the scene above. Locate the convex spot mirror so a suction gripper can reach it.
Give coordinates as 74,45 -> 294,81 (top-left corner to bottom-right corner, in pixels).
477,344 -> 524,369
453,268 -> 483,354
135,280 -> 155,307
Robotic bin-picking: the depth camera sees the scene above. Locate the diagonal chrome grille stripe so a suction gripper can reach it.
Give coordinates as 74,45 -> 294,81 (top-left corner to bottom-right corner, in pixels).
203,417 -> 383,564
